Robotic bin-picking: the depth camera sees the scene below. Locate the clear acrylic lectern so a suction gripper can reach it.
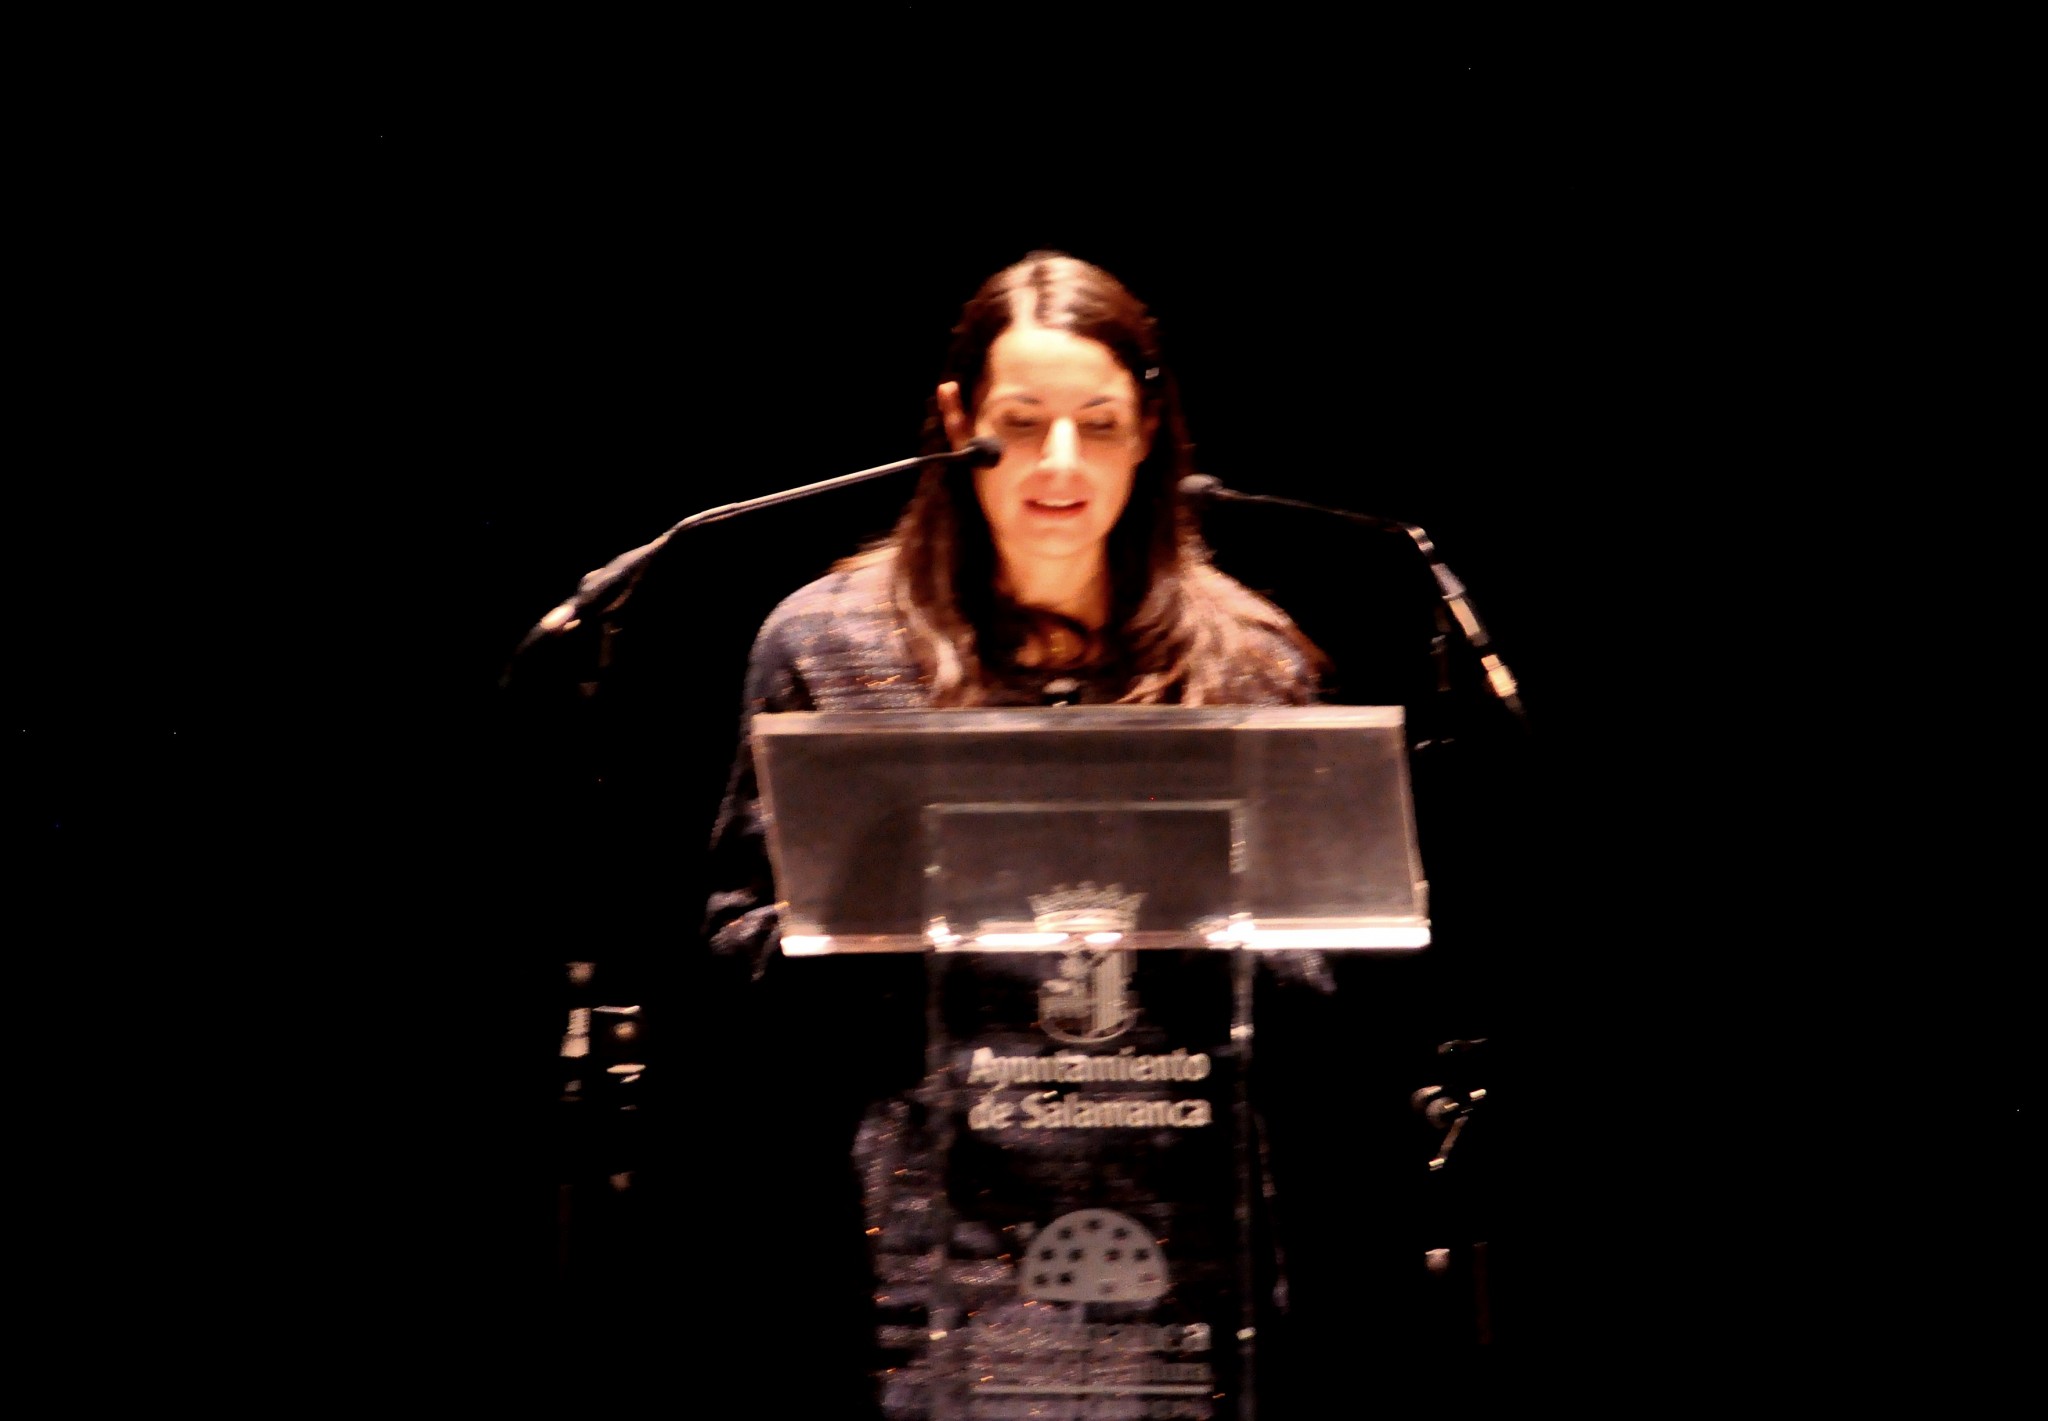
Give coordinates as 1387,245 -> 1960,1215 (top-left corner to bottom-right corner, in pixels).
753,706 -> 1427,1421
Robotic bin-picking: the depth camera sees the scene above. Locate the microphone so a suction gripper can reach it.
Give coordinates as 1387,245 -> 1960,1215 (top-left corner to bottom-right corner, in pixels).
1179,474 -> 1525,722
959,436 -> 1005,468
509,438 -> 1004,666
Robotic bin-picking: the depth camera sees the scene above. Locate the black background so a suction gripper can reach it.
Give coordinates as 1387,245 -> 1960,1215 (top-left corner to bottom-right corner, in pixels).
14,52 -> 2023,1388
349,77 -> 1699,1374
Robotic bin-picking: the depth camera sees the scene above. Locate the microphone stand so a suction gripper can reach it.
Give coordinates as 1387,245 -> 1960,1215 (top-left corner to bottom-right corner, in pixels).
1413,1038 -> 1494,1345
516,438 -> 999,1290
1187,479 -> 1522,1341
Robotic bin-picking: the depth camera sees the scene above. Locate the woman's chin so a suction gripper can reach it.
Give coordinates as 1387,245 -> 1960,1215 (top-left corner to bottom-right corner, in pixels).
1006,530 -> 1108,565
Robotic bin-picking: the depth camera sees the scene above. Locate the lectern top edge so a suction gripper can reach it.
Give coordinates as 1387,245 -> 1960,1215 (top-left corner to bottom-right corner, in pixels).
754,704 -> 1408,736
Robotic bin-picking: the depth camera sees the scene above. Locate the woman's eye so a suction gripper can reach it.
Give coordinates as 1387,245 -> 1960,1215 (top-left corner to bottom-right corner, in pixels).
1082,421 -> 1120,435
998,413 -> 1041,432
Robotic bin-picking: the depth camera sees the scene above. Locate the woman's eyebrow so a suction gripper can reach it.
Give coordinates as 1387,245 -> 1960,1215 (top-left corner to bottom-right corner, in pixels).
985,393 -> 1125,408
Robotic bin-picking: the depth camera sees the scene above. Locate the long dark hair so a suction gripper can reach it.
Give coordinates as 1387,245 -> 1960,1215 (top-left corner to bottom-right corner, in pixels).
844,252 -> 1321,705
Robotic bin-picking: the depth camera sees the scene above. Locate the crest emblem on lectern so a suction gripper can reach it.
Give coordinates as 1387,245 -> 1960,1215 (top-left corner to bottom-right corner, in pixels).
1020,1208 -> 1169,1304
1031,882 -> 1143,1045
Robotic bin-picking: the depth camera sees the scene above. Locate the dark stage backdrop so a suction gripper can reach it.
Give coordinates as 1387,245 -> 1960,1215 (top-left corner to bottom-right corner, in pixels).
19,79 -> 1790,1376
346,103 -> 1681,1370
14,61 -> 2026,1381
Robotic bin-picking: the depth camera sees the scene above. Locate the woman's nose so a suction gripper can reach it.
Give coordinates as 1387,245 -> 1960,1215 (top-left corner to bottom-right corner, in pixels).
1038,418 -> 1080,472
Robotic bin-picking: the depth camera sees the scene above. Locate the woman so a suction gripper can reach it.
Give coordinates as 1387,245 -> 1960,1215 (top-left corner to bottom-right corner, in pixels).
701,254 -> 1350,1417
706,253 -> 1323,970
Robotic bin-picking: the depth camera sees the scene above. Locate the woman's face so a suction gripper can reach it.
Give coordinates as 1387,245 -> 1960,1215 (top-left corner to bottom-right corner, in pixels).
940,324 -> 1155,590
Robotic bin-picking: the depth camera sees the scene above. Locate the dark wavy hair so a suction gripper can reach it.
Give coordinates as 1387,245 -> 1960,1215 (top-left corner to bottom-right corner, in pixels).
842,252 -> 1321,706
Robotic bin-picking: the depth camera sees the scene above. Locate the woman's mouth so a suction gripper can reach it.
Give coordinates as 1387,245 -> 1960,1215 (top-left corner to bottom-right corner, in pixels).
1026,498 -> 1088,518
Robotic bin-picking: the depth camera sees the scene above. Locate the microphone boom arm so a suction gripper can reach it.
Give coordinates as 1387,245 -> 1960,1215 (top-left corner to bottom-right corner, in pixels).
1185,479 -> 1526,723
509,439 -> 1002,667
